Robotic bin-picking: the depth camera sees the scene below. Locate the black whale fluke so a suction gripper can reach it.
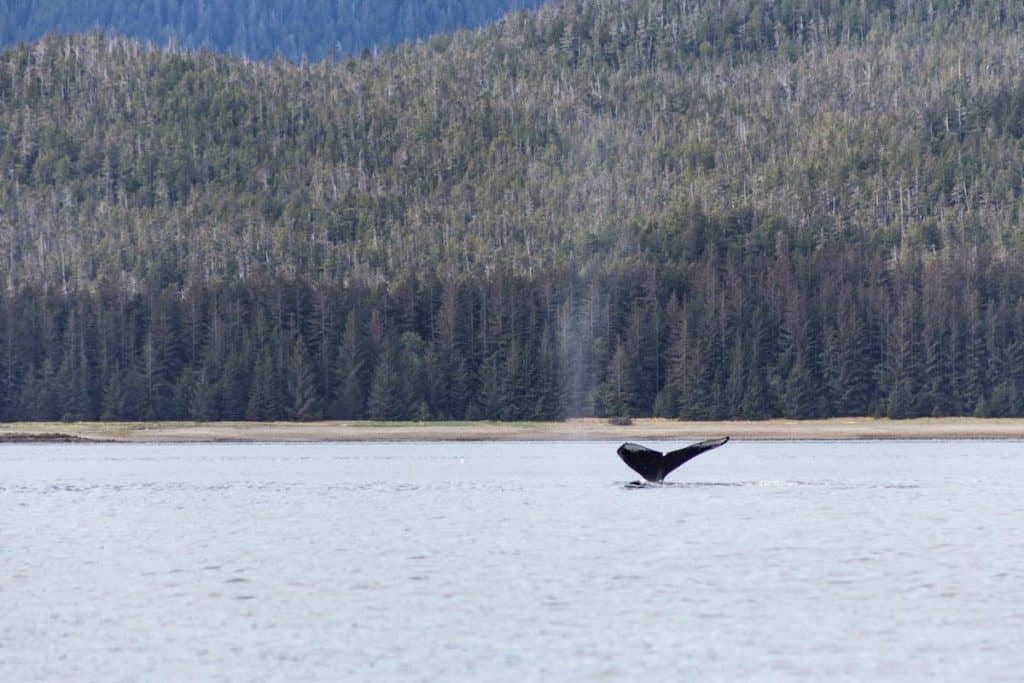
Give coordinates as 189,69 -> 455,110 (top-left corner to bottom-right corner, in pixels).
617,437 -> 729,483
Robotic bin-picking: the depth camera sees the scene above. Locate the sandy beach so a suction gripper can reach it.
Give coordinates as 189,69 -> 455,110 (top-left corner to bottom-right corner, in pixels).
3,417 -> 1024,442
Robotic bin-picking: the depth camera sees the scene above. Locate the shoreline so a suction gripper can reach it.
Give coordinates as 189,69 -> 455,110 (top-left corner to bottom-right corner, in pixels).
3,418 -> 1024,443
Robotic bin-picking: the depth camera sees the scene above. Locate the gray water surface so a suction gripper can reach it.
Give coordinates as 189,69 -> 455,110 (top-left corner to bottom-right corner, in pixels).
2,440 -> 1023,681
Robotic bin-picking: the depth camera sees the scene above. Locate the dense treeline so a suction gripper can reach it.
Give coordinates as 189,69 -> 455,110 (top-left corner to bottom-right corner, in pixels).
0,0 -> 546,60
3,0 -> 1024,420
3,239 -> 1023,422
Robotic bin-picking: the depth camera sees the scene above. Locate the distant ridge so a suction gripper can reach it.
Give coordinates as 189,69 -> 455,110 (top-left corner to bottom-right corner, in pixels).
0,0 -> 548,60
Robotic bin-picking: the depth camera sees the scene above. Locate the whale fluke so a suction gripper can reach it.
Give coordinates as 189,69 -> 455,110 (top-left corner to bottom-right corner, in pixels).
617,437 -> 729,483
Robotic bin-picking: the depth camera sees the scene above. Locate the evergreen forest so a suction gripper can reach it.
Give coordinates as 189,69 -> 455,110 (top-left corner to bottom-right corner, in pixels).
3,0 -> 1024,422
0,0 -> 547,60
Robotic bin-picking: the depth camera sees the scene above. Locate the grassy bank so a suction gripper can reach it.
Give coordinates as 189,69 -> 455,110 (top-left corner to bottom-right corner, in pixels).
3,418 -> 1024,443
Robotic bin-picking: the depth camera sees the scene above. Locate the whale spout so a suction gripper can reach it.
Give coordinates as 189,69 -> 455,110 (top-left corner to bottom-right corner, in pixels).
617,437 -> 729,483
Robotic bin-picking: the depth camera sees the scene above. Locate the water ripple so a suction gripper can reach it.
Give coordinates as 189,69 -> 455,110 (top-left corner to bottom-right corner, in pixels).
2,440 -> 1021,681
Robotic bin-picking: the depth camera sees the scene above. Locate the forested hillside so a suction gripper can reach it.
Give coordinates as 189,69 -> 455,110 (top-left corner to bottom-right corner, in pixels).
3,0 -> 1024,422
0,0 -> 547,60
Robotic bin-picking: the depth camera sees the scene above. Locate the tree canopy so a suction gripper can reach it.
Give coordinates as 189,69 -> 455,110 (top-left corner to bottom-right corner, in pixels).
2,0 -> 1024,421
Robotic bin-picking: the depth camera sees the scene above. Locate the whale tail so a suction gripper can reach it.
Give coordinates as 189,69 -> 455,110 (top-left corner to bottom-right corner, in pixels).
617,437 -> 729,483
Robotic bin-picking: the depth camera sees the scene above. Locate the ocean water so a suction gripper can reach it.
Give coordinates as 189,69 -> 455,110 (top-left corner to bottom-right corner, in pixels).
2,440 -> 1023,681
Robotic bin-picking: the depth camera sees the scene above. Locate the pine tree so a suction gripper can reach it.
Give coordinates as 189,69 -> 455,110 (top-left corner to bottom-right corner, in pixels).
367,339 -> 398,420
330,309 -> 366,419
189,368 -> 215,420
101,366 -> 127,421
532,324 -> 564,420
782,355 -> 820,419
601,340 -> 637,417
246,348 -> 281,420
218,344 -> 252,420
288,333 -> 322,421
725,336 -> 746,416
396,331 -> 427,420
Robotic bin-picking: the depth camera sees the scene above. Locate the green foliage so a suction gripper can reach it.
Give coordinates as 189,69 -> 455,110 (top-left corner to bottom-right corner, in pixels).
3,1 -> 1024,420
288,333 -> 321,420
189,369 -> 215,420
367,338 -> 399,420
782,356 -> 820,419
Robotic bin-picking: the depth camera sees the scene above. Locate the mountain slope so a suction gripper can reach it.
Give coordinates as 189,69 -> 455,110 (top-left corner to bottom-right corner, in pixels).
5,0 -> 1024,288
2,0 -> 1024,422
0,0 -> 547,60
